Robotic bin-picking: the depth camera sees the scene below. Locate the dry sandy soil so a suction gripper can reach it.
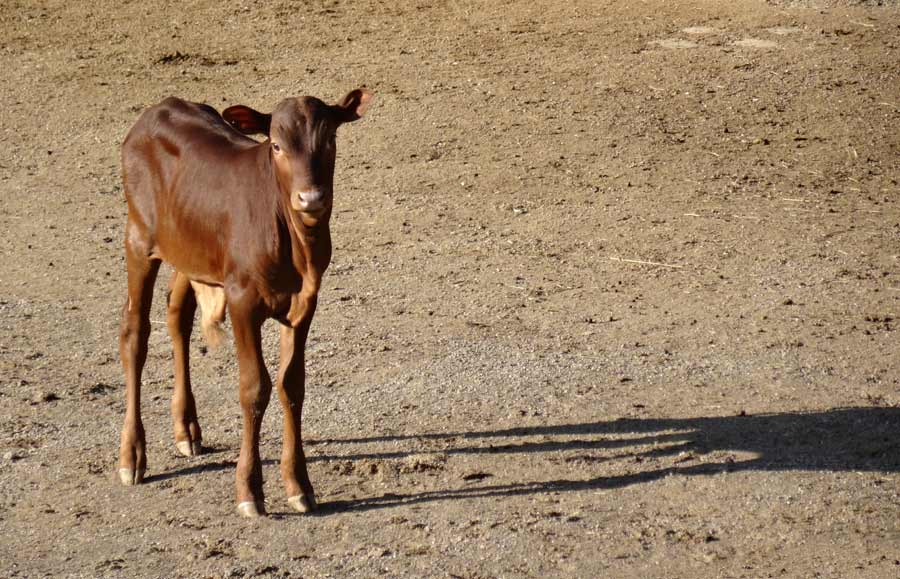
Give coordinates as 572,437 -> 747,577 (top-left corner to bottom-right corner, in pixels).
2,0 -> 900,577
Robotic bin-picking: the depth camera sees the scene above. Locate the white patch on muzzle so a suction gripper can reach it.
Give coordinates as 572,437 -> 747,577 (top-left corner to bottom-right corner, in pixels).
292,190 -> 325,212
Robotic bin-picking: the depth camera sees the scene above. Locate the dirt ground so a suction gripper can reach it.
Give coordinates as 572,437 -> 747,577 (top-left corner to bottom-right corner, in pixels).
1,0 -> 899,577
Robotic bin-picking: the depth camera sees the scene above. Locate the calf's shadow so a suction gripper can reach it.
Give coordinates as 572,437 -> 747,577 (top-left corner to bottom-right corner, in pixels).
310,406 -> 899,512
146,406 -> 899,513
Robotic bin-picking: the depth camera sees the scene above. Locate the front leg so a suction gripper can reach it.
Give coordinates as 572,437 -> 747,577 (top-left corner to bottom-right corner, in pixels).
228,293 -> 272,517
278,288 -> 319,513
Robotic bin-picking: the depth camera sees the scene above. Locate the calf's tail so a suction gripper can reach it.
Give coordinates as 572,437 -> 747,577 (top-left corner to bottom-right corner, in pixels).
190,281 -> 228,349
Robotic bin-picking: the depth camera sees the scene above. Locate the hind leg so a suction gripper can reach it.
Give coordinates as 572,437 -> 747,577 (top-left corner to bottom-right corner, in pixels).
118,225 -> 161,485
168,271 -> 202,457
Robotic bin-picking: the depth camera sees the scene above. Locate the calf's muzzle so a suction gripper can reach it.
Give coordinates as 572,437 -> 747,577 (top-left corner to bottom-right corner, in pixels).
292,189 -> 327,213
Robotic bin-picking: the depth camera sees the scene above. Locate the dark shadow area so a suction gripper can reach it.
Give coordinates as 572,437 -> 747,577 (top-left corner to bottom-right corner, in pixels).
145,407 -> 899,512
307,406 -> 899,512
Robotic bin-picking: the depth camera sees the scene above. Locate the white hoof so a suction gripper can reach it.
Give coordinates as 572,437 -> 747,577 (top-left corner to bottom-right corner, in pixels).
237,501 -> 263,517
118,468 -> 145,485
287,494 -> 317,513
175,441 -> 202,457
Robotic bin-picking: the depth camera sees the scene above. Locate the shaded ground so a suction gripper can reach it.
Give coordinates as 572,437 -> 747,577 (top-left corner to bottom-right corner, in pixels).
1,0 -> 899,577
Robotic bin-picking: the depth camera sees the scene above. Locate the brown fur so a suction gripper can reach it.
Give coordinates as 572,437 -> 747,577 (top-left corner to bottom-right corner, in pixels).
117,89 -> 373,515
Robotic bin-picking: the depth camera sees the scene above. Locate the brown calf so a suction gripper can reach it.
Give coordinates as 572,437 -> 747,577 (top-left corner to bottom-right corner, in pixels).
118,88 -> 373,516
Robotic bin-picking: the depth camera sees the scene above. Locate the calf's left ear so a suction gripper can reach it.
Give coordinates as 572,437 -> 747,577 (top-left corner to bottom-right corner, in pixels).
335,88 -> 373,124
222,105 -> 272,136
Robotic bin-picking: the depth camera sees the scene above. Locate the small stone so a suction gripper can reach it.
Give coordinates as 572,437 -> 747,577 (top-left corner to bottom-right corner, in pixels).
32,391 -> 60,404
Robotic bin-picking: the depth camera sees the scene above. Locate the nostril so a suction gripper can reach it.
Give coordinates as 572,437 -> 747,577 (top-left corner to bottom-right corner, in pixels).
294,190 -> 326,212
298,190 -> 323,204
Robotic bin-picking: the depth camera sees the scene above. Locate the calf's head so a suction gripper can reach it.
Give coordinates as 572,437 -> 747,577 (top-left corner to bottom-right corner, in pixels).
223,88 -> 372,224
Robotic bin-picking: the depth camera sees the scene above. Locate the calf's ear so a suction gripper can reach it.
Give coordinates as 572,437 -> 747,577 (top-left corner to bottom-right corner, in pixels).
222,105 -> 272,136
335,88 -> 373,124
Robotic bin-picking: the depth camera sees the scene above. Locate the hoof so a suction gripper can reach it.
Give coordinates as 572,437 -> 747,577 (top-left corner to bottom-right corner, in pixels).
237,501 -> 265,518
175,440 -> 202,457
118,467 -> 145,485
287,494 -> 317,513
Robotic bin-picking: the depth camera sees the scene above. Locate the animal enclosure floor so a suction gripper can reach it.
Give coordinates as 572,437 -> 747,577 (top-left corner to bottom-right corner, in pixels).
1,0 -> 899,577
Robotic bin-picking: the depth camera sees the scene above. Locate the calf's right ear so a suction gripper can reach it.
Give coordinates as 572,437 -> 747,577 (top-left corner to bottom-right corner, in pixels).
222,105 -> 272,136
335,88 -> 374,124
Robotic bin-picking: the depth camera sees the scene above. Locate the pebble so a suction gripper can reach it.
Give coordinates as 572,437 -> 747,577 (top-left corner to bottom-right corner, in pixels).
32,391 -> 60,404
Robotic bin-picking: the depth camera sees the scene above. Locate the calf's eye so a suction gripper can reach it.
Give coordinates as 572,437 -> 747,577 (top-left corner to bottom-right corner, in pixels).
272,142 -> 281,153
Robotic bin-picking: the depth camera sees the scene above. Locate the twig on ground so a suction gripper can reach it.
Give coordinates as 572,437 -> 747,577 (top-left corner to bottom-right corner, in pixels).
608,256 -> 683,269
